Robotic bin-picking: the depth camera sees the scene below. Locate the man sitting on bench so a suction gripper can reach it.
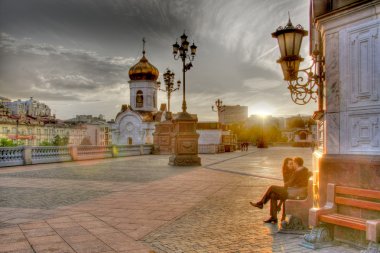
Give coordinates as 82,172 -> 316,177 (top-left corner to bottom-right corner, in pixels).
250,157 -> 311,223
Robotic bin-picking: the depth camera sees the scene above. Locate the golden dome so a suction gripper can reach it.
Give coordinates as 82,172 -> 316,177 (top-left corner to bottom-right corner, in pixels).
128,53 -> 159,81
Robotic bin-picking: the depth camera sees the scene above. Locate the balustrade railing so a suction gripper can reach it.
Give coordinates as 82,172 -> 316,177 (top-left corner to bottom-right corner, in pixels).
77,145 -> 113,160
113,145 -> 141,157
31,146 -> 71,164
0,144 -> 153,167
0,146 -> 24,167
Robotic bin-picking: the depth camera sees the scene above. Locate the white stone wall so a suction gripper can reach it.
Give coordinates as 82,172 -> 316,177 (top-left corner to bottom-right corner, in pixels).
317,2 -> 380,155
111,110 -> 156,145
129,80 -> 158,112
197,129 -> 222,145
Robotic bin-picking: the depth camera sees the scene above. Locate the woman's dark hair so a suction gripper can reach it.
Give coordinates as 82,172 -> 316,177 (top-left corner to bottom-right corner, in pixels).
282,158 -> 292,170
282,157 -> 294,182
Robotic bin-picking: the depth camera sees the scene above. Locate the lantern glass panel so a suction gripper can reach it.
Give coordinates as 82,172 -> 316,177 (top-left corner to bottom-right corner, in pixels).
183,41 -> 189,51
284,31 -> 296,56
277,33 -> 286,58
172,43 -> 179,54
293,32 -> 304,56
190,44 -> 197,55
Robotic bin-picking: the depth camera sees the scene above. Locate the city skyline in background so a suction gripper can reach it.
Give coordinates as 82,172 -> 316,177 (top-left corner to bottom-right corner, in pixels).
0,0 -> 316,121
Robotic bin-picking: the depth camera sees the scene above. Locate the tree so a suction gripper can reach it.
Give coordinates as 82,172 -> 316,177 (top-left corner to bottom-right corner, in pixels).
52,135 -> 62,146
0,138 -> 17,147
287,116 -> 305,129
51,135 -> 69,146
39,140 -> 53,146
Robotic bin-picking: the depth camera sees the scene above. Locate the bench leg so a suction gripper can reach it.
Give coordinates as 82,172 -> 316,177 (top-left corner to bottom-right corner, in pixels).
301,224 -> 338,249
361,220 -> 380,253
280,215 -> 308,232
360,242 -> 380,253
366,220 -> 380,243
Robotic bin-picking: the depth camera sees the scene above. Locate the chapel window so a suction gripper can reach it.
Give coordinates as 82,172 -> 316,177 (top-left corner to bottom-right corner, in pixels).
136,90 -> 143,108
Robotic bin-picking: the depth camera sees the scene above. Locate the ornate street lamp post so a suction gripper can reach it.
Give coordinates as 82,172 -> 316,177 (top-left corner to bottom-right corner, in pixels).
172,32 -> 197,114
272,15 -> 324,112
153,69 -> 180,154
169,32 -> 201,166
211,98 -> 225,123
158,69 -> 181,117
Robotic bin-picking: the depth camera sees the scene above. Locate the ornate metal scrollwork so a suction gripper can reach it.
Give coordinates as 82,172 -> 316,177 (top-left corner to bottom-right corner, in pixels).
288,50 -> 325,105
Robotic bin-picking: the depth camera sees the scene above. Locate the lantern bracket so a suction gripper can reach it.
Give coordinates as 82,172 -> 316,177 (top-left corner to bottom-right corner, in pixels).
287,47 -> 325,105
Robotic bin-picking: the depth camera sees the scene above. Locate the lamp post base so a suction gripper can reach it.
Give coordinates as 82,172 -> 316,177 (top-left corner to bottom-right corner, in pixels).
168,111 -> 201,166
169,154 -> 201,166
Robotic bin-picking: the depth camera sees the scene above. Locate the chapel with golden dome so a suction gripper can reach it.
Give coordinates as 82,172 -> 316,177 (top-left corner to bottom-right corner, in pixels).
111,39 -> 166,146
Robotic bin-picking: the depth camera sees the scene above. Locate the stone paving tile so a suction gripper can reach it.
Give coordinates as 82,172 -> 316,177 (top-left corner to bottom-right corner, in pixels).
0,155 -> 194,183
32,241 -> 75,253
0,241 -> 32,253
0,186 -> 111,209
69,240 -> 113,253
142,173 -> 360,252
0,148 -> 366,252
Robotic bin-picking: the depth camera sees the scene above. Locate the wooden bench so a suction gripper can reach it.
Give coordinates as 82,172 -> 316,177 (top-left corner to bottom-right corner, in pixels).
309,184 -> 380,243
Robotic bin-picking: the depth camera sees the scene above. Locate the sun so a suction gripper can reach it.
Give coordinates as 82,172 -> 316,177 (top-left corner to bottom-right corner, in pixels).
248,103 -> 275,116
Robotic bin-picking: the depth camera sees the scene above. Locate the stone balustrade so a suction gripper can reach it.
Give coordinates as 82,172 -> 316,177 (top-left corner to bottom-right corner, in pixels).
76,145 -> 113,160
0,146 -> 24,167
31,146 -> 72,164
0,144 -> 153,168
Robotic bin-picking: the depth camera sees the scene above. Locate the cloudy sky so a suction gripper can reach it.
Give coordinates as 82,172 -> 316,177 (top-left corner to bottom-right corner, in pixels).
0,0 -> 316,121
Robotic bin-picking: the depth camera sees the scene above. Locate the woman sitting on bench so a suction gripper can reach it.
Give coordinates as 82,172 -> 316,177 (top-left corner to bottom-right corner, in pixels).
277,157 -> 295,221
250,157 -> 310,223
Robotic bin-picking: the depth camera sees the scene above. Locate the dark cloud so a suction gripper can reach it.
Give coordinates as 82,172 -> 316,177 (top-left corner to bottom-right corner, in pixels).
0,33 -> 133,102
0,0 -> 314,120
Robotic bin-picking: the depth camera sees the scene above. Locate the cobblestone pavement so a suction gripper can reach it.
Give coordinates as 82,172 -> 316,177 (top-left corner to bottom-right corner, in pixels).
0,148 -> 362,252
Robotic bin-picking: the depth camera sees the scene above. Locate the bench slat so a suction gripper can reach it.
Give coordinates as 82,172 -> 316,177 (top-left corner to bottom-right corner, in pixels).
326,213 -> 366,223
335,196 -> 380,211
320,214 -> 366,231
336,186 -> 380,199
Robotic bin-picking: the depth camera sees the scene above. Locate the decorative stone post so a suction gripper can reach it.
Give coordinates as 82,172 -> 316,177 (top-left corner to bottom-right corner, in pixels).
153,118 -> 174,154
69,145 -> 78,161
23,146 -> 32,165
169,112 -> 201,166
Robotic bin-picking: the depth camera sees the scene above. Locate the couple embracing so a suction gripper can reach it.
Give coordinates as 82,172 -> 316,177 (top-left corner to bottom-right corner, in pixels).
250,157 -> 311,223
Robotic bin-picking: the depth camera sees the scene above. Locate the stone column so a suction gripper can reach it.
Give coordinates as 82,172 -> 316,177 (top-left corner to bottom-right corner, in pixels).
69,145 -> 78,161
169,112 -> 201,166
153,119 -> 174,155
23,146 -> 32,165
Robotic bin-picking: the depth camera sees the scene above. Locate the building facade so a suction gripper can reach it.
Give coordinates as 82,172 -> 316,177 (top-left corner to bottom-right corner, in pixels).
0,118 -> 86,146
2,97 -> 53,119
219,105 -> 248,124
305,0 -> 380,248
65,115 -> 111,146
0,97 -> 87,146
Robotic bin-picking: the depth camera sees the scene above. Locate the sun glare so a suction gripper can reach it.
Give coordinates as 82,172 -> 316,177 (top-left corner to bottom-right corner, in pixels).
248,103 -> 274,117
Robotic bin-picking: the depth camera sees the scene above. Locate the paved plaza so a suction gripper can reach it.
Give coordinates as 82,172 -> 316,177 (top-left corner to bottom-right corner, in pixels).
0,147 -> 361,253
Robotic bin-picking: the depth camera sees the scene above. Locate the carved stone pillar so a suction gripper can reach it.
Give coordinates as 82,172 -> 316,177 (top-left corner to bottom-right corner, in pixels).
153,119 -> 174,155
169,112 -> 201,166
